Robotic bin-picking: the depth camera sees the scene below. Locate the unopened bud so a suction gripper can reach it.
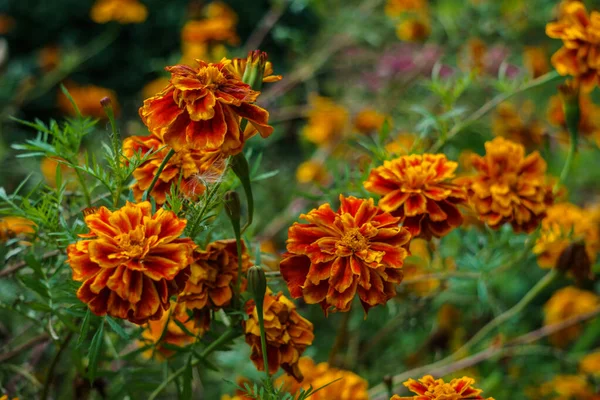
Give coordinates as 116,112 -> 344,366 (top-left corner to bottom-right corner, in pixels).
247,265 -> 267,305
242,50 -> 268,91
223,190 -> 241,223
100,96 -> 112,108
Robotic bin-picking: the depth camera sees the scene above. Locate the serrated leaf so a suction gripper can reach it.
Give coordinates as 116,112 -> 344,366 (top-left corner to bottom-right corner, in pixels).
88,319 -> 104,382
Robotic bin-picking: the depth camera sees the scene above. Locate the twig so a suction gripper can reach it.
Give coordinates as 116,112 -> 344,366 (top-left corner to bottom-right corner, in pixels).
0,250 -> 61,278
0,333 -> 50,363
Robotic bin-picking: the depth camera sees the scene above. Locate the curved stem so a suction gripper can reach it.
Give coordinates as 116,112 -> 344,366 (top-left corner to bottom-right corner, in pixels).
142,149 -> 175,202
41,332 -> 73,400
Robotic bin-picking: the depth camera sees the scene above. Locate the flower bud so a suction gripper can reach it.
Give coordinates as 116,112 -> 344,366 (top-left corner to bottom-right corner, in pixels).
242,50 -> 268,91
247,265 -> 267,306
223,190 -> 241,223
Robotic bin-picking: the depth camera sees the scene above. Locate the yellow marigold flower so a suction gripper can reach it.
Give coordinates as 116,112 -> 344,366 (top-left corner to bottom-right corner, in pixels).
123,134 -> 225,205
0,216 -> 35,243
90,0 -> 148,24
544,286 -> 599,347
295,160 -> 329,185
534,203 -> 600,271
364,154 -> 467,239
140,301 -> 204,359
243,291 -> 314,381
38,45 -> 60,73
302,96 -> 349,147
538,374 -> 598,400
66,201 -> 195,324
280,195 -> 411,314
179,239 -> 251,311
58,82 -> 119,119
580,352 -> 600,376
396,18 -> 431,42
523,46 -> 550,78
546,2 -> 600,91
385,133 -> 418,156
391,375 -> 494,400
548,92 -> 600,146
276,357 -> 369,400
458,137 -> 553,233
492,102 -> 545,149
139,58 -> 273,156
385,0 -> 428,17
354,108 -> 388,134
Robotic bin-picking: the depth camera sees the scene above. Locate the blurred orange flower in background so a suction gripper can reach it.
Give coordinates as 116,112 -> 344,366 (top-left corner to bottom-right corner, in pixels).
0,216 -> 35,243
396,18 -> 430,42
123,134 -> 225,205
66,201 -> 195,324
139,59 -> 273,155
364,154 -> 466,239
58,82 -> 119,119
458,137 -> 553,233
523,46 -> 550,78
90,0 -> 148,24
243,291 -> 314,381
580,352 -> 600,377
546,2 -> 600,91
295,160 -> 330,186
38,45 -> 60,73
280,195 -> 411,314
276,357 -> 369,399
354,108 -> 387,134
537,374 -> 599,400
181,1 -> 239,46
492,102 -> 545,149
548,91 -> 600,146
391,375 -> 494,400
302,96 -> 349,147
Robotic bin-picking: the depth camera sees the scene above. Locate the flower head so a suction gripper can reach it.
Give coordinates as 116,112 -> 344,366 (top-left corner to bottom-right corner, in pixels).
302,96 -> 349,147
140,301 -> 204,359
538,374 -> 598,400
90,0 -> 148,24
280,195 -> 411,314
354,108 -> 388,134
123,134 -> 225,205
66,201 -> 195,324
385,0 -> 428,17
492,102 -> 545,149
396,18 -> 431,42
296,160 -> 330,186
276,357 -> 369,400
178,239 -> 252,311
580,352 -> 600,376
546,2 -> 600,91
226,51 -> 282,84
544,286 -> 599,347
139,59 -> 273,156
243,291 -> 314,381
58,82 -> 119,119
181,1 -> 238,45
0,216 -> 35,243
458,137 -> 553,233
364,154 -> 466,239
391,375 -> 494,400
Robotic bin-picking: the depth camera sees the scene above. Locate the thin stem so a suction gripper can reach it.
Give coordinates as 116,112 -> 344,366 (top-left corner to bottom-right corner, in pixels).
0,250 -> 60,279
0,333 -> 50,363
72,163 -> 92,208
256,299 -> 272,388
41,332 -> 73,400
556,121 -> 578,192
188,180 -> 222,238
328,309 -> 351,366
142,149 -> 175,202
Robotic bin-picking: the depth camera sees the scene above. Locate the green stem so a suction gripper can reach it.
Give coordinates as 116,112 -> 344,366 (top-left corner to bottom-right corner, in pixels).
188,180 -> 222,237
73,163 -> 92,208
41,332 -> 74,400
556,126 -> 578,192
256,298 -> 271,388
142,148 -> 175,202
234,234 -> 243,303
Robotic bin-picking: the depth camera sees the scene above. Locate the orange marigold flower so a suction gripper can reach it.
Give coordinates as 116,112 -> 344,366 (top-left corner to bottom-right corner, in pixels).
385,0 -> 428,17
391,375 -> 494,400
66,201 -> 195,324
580,352 -> 600,376
123,134 -> 225,205
534,203 -> 600,271
458,137 -> 553,233
396,18 -> 431,42
280,195 -> 411,314
295,160 -> 330,186
90,0 -> 148,24
0,216 -> 35,243
523,46 -> 550,78
140,301 -> 204,359
364,154 -> 466,239
243,291 -> 314,381
385,133 -> 418,156
546,2 -> 600,91
548,91 -> 600,146
302,96 -> 349,147
178,239 -> 251,311
492,102 -> 545,149
544,286 -> 599,347
58,82 -> 119,119
538,374 -> 599,400
181,1 -> 238,45
276,357 -> 368,400
354,108 -> 388,134
139,59 -> 273,156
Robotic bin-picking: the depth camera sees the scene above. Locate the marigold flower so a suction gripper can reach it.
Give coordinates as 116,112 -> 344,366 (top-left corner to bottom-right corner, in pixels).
492,102 -> 545,149
140,301 -> 204,359
548,91 -> 600,146
139,59 -> 273,156
243,291 -> 314,381
364,154 -> 466,239
391,375 -> 494,400
580,352 -> 600,376
354,108 -> 388,134
546,2 -> 600,91
385,0 -> 428,17
538,374 -> 598,400
181,1 -> 238,45
385,133 -> 418,156
295,160 -> 330,186
276,357 -> 369,399
0,216 -> 35,243
534,203 -> 599,271
523,46 -> 550,78
302,96 -> 349,147
544,286 -> 599,347
123,134 -> 225,205
90,0 -> 148,24
458,137 -> 553,233
66,201 -> 195,324
58,82 -> 119,119
396,18 -> 431,42
280,195 -> 411,314
178,239 -> 251,311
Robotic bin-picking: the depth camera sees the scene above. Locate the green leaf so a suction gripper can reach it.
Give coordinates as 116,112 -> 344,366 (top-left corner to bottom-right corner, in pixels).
231,153 -> 254,232
105,315 -> 129,340
181,355 -> 193,400
88,319 -> 105,382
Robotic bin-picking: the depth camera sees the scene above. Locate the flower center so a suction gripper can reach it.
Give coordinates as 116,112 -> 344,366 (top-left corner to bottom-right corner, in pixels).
340,228 -> 368,252
117,226 -> 148,259
197,66 -> 227,90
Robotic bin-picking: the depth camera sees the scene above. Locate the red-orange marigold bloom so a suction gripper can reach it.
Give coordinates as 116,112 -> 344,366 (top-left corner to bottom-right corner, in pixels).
123,134 -> 225,205
391,375 -> 494,400
139,59 -> 273,156
280,195 -> 411,314
458,137 -> 553,233
546,2 -> 600,91
243,291 -> 314,381
66,201 -> 195,324
178,239 -> 252,310
363,154 -> 466,240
